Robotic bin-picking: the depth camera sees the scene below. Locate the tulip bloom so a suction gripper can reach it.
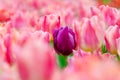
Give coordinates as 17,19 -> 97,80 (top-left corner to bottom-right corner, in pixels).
63,50 -> 120,80
73,16 -> 104,52
100,5 -> 120,26
0,60 -> 19,80
15,38 -> 55,80
40,14 -> 60,33
53,26 -> 76,56
105,25 -> 120,54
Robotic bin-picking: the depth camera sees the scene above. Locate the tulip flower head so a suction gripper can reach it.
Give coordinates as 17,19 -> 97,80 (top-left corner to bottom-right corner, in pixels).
105,25 -> 120,54
53,26 -> 76,56
79,17 -> 104,52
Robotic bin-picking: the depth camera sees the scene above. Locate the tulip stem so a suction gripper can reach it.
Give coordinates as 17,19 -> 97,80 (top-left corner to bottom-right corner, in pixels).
117,54 -> 120,61
57,54 -> 68,69
101,44 -> 108,54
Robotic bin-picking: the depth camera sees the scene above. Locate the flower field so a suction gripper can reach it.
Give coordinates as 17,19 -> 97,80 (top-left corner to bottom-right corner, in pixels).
0,0 -> 120,80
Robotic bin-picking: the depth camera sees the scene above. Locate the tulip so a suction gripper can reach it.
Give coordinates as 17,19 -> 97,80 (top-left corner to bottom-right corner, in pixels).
15,38 -> 55,80
4,34 -> 13,65
77,0 -> 97,18
40,14 -> 60,33
0,60 -> 19,80
99,5 -> 120,26
10,12 -> 27,29
63,50 -> 120,80
31,30 -> 50,43
90,5 -> 120,28
74,16 -> 104,52
105,25 -> 120,54
53,26 -> 76,56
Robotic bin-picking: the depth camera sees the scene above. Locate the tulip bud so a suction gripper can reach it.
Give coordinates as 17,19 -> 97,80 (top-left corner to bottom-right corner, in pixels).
78,16 -> 104,52
15,38 -> 55,80
99,5 -> 120,26
40,14 -> 60,33
53,26 -> 76,56
105,25 -> 120,54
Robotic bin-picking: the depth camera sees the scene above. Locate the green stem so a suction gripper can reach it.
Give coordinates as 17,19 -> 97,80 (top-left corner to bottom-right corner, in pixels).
101,44 -> 108,54
57,54 -> 68,69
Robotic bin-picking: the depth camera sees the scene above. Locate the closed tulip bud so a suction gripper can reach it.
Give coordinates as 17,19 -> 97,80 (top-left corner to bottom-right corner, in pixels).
79,16 -> 104,52
105,25 -> 120,54
40,14 -> 60,33
53,26 -> 76,56
15,38 -> 55,80
99,5 -> 120,26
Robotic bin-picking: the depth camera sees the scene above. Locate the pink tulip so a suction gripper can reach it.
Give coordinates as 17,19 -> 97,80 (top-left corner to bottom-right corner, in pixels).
99,5 -> 120,26
0,28 -> 6,60
72,49 -> 115,60
91,5 -> 120,28
14,38 -> 55,80
73,16 -> 104,52
63,50 -> 120,80
72,20 -> 81,49
105,25 -> 120,54
4,34 -> 13,65
91,5 -> 120,26
117,38 -> 120,56
40,14 -> 60,33
77,0 -> 97,18
0,59 -> 20,80
10,11 -> 27,29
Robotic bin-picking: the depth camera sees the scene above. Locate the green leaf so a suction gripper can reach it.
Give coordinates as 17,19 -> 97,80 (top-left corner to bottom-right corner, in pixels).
101,44 -> 108,54
117,54 -> 120,61
57,54 -> 68,69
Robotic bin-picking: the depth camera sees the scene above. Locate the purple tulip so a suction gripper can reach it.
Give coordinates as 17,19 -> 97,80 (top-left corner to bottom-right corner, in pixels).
53,26 -> 76,56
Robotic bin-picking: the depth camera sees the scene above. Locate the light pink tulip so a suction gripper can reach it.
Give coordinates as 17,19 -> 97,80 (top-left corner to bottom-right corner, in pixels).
16,30 -> 50,46
8,11 -> 29,31
14,38 -> 55,80
4,34 -> 14,65
77,0 -> 97,18
0,59 -> 20,80
9,11 -> 39,30
40,14 -> 60,33
72,49 -> 115,60
72,20 -> 82,48
63,50 -> 120,80
73,16 -> 105,52
91,5 -> 120,28
99,5 -> 120,26
31,31 -> 50,42
91,5 -> 120,27
105,25 -> 120,54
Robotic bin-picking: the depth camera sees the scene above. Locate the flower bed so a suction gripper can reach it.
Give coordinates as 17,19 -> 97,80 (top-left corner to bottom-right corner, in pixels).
0,0 -> 120,80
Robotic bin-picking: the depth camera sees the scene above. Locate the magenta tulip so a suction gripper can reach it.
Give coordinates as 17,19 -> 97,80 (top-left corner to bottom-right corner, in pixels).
53,26 -> 76,56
